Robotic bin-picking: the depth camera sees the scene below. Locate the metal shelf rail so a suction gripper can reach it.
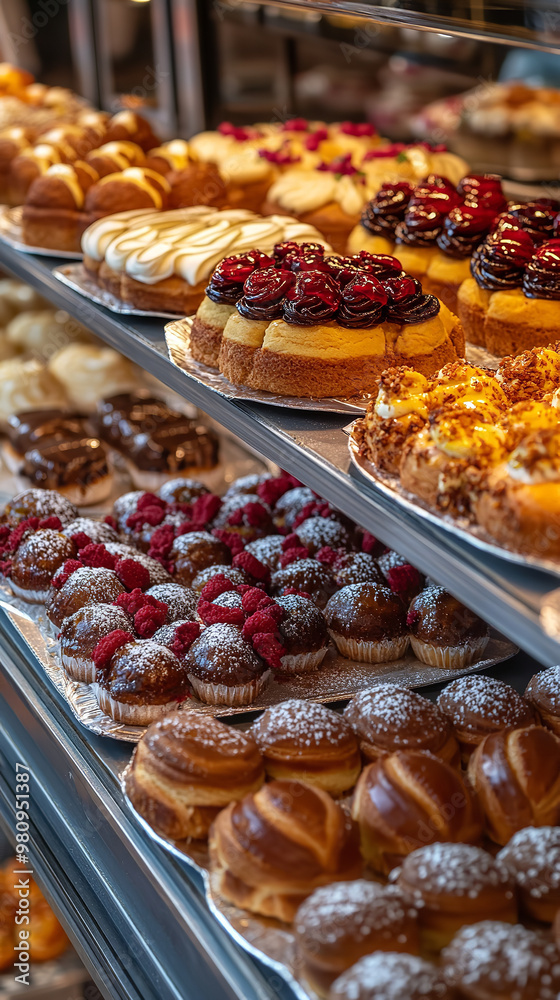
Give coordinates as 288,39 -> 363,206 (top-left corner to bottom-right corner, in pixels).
0,242 -> 558,665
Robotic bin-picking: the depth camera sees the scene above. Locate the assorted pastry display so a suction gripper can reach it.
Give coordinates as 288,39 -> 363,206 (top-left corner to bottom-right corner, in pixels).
353,349 -> 560,560
190,242 -> 464,398
0,857 -> 69,971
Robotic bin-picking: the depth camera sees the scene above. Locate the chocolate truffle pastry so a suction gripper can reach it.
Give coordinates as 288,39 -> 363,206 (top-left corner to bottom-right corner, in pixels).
294,516 -> 352,555
441,921 -> 560,1000
190,565 -> 248,594
145,584 -> 198,624
407,586 -> 489,669
437,674 -> 538,761
127,419 -> 219,491
168,162 -> 228,209
270,559 -> 336,609
4,488 -> 78,527
273,486 -> 316,529
324,582 -> 409,663
243,535 -> 284,571
46,567 -> 125,629
20,434 -> 112,506
294,881 -> 420,998
467,725 -> 560,845
157,478 -> 209,505
62,517 -> 119,546
10,529 -> 77,602
170,532 -> 232,588
330,952 -> 453,1000
351,750 -> 482,875
125,713 -> 264,839
22,162 -> 98,252
93,639 -> 188,725
332,552 -> 384,587
209,779 -> 362,922
525,665 -> 560,735
275,594 -> 329,673
343,686 -> 460,767
251,700 -> 361,795
6,410 -> 88,462
59,603 -> 133,683
498,826 -> 560,923
396,843 -> 516,955
185,623 -> 270,706
94,393 -> 174,450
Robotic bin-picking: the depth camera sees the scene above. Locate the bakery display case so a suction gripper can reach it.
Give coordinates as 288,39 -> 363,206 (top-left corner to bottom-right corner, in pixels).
0,3 -> 560,1000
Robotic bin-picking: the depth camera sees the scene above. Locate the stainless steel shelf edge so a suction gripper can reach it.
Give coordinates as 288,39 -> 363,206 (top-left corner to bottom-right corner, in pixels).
0,242 -> 558,665
0,611 -> 295,1000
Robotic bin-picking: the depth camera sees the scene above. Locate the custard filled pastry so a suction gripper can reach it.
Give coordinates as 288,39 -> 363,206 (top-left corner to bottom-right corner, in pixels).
22,161 -> 98,251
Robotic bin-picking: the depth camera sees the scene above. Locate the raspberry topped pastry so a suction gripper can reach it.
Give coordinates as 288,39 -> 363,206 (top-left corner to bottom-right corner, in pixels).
10,528 -> 77,602
92,635 -> 190,725
196,243 -> 464,399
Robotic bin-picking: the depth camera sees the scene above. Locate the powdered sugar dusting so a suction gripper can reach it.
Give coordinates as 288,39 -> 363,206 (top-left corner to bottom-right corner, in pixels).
345,686 -> 447,742
146,583 -> 198,622
331,952 -> 448,1000
296,882 -> 412,944
400,843 -> 512,897
7,489 -> 77,525
498,827 -> 560,898
63,518 -> 118,543
245,536 -> 284,569
252,698 -> 352,750
442,921 -> 560,998
437,674 -> 531,728
296,516 -> 350,553
147,711 -> 258,756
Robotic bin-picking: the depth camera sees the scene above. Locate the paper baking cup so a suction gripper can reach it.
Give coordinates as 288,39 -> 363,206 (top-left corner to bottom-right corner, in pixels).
9,580 -> 51,603
60,650 -> 95,684
92,685 -> 185,725
410,635 -> 490,669
329,632 -> 410,663
188,672 -> 271,707
278,647 -> 328,674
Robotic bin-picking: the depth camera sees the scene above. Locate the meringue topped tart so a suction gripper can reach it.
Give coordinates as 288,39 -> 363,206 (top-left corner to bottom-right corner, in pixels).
194,243 -> 465,398
81,207 -> 330,315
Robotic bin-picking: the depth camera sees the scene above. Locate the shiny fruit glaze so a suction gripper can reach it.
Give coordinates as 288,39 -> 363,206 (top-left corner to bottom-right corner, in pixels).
236,267 -> 295,320
523,239 -> 560,300
206,250 -> 274,304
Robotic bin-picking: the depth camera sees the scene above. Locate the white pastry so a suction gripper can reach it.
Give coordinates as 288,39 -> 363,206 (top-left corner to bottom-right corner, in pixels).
48,343 -> 139,409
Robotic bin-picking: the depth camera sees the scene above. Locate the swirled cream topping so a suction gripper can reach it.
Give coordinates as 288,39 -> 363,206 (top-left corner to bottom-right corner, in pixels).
374,369 -> 429,419
267,168 -> 369,216
82,207 -> 330,286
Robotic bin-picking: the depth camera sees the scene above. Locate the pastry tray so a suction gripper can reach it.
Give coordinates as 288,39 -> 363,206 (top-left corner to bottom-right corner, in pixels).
165,319 -> 502,416
0,207 -> 82,259
121,775 -> 315,1000
348,432 -> 560,578
0,585 -> 516,742
53,263 -> 186,319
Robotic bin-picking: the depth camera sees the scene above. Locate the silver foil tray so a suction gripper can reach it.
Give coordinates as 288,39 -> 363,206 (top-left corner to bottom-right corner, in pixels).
0,207 -> 82,259
54,263 -> 184,318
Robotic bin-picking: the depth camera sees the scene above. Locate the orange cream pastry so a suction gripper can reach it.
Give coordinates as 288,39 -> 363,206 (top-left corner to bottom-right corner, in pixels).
458,226 -> 560,355
84,166 -> 170,221
81,207 -> 326,315
475,426 -> 560,559
85,140 -> 146,177
145,139 -> 191,175
361,142 -> 469,189
9,142 -> 63,204
210,247 -> 464,399
104,110 -> 160,151
262,162 -> 373,253
22,161 -> 99,252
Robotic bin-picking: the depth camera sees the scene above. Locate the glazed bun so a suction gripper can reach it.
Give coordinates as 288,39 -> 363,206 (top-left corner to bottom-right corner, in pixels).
209,780 -> 362,922
324,582 -> 408,662
467,725 -> 560,845
125,713 -> 265,839
525,665 -> 560,735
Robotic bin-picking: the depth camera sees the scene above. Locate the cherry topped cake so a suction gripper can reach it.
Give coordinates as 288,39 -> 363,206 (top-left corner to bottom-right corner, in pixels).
191,242 -> 464,399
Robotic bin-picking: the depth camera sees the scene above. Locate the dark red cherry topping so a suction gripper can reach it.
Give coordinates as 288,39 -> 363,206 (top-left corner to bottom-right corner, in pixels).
236,267 -> 294,320
304,128 -> 328,151
259,146 -> 301,166
437,204 -> 499,258
458,173 -> 502,196
508,201 -> 560,243
356,251 -> 403,279
283,272 -> 341,325
206,250 -> 274,304
339,121 -> 377,137
288,252 -> 331,273
217,122 -> 257,142
274,241 -> 325,263
383,275 -> 440,324
360,181 -> 414,236
317,153 -> 362,177
523,239 -> 560,300
338,275 -> 387,328
471,228 -> 535,291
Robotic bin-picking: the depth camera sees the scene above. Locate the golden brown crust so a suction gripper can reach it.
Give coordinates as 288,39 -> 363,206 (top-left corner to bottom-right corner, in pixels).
525,667 -> 560,737
21,206 -> 89,252
467,725 -> 560,846
486,314 -> 560,357
226,176 -> 273,214
119,274 -> 206,314
457,277 -> 487,346
169,163 -> 228,209
475,467 -> 560,560
190,298 -> 237,366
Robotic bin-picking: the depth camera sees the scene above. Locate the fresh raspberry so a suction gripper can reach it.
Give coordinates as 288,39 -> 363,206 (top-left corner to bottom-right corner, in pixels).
227,509 -> 243,526
127,505 -> 166,531
79,543 -> 117,570
115,558 -> 150,591
241,588 -> 276,615
38,516 -> 63,530
242,611 -> 280,640
282,587 -> 312,601
280,546 -> 309,568
134,602 -> 168,638
0,526 -> 10,545
113,589 -> 156,616
199,574 -> 236,602
175,522 -> 202,538
211,529 -> 245,556
387,564 -> 421,599
92,630 -> 131,671
292,500 -> 333,529
232,550 -> 270,583
315,546 -> 340,566
257,475 -> 297,507
0,559 -> 12,576
136,493 -> 167,514
361,531 -> 381,555
147,523 -> 175,562
170,621 -> 201,657
197,599 -> 245,627
6,519 -> 39,553
191,493 -> 222,525
243,502 -> 269,528
281,532 -> 301,551
170,501 -> 192,516
251,633 -> 286,671
51,559 -> 83,589
406,607 -> 420,627
104,515 -> 118,530
70,532 -> 93,551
